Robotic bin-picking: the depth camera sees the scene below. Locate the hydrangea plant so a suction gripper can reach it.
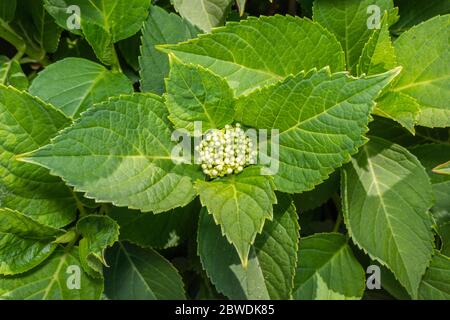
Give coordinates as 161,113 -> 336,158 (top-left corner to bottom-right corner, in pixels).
0,0 -> 449,301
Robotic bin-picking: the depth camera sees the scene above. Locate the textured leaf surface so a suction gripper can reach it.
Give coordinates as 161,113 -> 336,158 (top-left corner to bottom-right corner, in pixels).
104,242 -> 185,300
410,144 -> 450,226
44,0 -> 151,64
29,58 -> 133,118
235,67 -> 400,193
196,166 -> 276,266
22,94 -> 203,213
374,91 -> 420,134
0,86 -> 76,228
313,0 -> 395,72
166,60 -> 235,133
293,233 -> 365,300
140,5 -> 200,95
0,208 -> 63,275
198,194 -> 298,299
341,137 -> 434,297
171,0 -> 233,32
160,15 -> 345,95
108,203 -> 197,249
418,252 -> 450,300
391,15 -> 450,128
0,248 -> 103,299
77,215 -> 120,278
357,14 -> 396,76
0,57 -> 28,90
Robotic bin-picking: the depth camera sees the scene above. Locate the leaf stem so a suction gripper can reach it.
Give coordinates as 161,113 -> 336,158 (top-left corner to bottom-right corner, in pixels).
0,19 -> 26,57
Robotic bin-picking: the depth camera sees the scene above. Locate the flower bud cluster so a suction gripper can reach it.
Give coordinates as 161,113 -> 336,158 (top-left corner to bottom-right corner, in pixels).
196,124 -> 256,178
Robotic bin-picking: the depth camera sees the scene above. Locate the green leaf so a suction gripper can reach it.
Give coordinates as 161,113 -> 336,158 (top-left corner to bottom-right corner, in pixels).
391,0 -> 450,35
198,194 -> 299,299
171,0 -> 233,32
104,242 -> 186,300
236,0 -> 246,16
0,86 -> 76,228
0,57 -> 28,90
44,0 -> 151,65
357,14 -> 396,76
438,222 -> 450,257
19,0 -> 62,53
21,93 -> 203,213
160,15 -> 345,95
0,0 -> 16,22
0,248 -> 103,299
341,137 -> 434,298
313,0 -> 395,73
391,15 -> 450,128
29,57 -> 133,118
293,233 -> 365,300
0,208 -> 63,275
195,166 -> 277,266
140,5 -> 200,95
374,91 -> 420,134
418,251 -> 450,300
434,161 -> 450,176
235,67 -> 400,193
410,144 -> 450,226
166,60 -> 235,134
108,202 -> 198,249
77,215 -> 120,278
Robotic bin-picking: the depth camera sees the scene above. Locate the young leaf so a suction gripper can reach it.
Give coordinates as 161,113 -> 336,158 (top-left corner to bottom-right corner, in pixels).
160,15 -> 345,95
198,194 -> 299,299
0,86 -> 76,228
0,56 -> 28,90
341,137 -> 434,298
165,60 -> 235,134
0,248 -> 103,299
77,215 -> 120,278
293,233 -> 365,300
236,0 -> 246,16
44,0 -> 151,65
0,208 -> 63,275
108,202 -> 198,249
171,0 -> 233,32
29,57 -> 133,118
21,94 -> 203,213
195,166 -> 277,266
433,161 -> 450,176
104,242 -> 186,300
235,67 -> 401,194
140,5 -> 200,95
374,91 -> 420,134
357,14 -> 396,76
410,144 -> 450,226
391,0 -> 450,35
418,251 -> 450,300
313,0 -> 395,73
391,15 -> 450,128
